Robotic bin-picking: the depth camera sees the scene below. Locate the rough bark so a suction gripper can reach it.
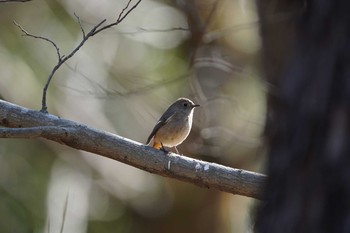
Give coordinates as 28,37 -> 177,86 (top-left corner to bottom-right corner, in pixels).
0,100 -> 266,200
255,0 -> 350,232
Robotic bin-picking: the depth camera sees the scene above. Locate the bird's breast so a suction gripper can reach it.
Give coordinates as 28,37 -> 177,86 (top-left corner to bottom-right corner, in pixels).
154,114 -> 193,147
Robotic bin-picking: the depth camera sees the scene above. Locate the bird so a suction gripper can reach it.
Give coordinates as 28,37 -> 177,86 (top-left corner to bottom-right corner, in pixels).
146,98 -> 200,154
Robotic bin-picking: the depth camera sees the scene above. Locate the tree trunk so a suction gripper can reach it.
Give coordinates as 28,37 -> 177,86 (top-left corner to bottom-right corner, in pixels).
255,0 -> 350,232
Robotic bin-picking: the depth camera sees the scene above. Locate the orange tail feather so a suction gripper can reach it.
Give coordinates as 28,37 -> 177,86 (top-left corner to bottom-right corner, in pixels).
152,141 -> 162,149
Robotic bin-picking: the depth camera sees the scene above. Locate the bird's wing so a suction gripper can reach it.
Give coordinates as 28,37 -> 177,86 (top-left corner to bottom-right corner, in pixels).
146,110 -> 175,145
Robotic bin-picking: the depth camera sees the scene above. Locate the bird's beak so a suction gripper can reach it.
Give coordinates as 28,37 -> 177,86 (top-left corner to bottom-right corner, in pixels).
192,104 -> 200,108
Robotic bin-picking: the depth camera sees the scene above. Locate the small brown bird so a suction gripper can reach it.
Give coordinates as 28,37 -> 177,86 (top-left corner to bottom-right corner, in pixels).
146,98 -> 200,153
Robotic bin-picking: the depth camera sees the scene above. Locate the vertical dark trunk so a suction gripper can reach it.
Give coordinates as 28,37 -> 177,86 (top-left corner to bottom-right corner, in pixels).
255,1 -> 350,232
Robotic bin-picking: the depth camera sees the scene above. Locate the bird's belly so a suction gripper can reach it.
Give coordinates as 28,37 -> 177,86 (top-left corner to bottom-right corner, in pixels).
154,121 -> 191,147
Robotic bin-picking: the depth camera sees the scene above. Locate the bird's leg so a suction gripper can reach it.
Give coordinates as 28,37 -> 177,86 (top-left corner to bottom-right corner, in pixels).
174,146 -> 180,154
160,142 -> 168,153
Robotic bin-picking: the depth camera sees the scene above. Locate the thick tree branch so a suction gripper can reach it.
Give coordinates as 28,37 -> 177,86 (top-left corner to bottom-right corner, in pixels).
0,99 -> 266,200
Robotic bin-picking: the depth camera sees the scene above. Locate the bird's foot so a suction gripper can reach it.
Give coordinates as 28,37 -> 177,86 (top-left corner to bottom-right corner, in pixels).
160,142 -> 169,154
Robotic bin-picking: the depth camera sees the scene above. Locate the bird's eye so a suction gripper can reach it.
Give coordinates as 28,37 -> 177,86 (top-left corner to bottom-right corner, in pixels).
183,103 -> 188,107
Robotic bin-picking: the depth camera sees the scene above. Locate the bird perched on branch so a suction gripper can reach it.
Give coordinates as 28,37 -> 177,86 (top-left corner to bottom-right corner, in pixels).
146,98 -> 200,154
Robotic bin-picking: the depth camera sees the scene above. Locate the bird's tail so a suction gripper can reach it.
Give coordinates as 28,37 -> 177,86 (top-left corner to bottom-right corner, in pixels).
152,141 -> 162,149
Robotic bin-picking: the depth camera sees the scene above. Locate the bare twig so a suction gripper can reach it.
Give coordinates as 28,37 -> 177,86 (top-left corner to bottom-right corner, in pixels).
14,0 -> 142,113
120,27 -> 189,35
74,12 -> 86,38
0,99 -> 266,200
14,21 -> 62,62
60,192 -> 69,233
203,0 -> 219,30
0,0 -> 31,2
92,0 -> 142,35
47,219 -> 50,233
61,63 -> 187,98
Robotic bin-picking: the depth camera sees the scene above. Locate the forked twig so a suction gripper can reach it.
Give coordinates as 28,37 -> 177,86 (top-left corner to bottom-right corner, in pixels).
73,12 -> 86,38
13,21 -> 62,61
14,0 -> 142,113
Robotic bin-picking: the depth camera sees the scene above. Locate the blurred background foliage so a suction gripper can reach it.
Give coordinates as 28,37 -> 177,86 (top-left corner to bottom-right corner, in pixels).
0,0 -> 267,232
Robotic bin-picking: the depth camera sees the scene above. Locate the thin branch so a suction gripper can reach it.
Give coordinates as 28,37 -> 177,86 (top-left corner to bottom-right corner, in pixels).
203,0 -> 219,30
61,63 -> 187,98
14,21 -> 62,62
42,18 -> 104,113
47,219 -> 50,233
0,99 -> 266,200
74,12 -> 86,38
60,192 -> 69,233
117,0 -> 133,21
92,0 -> 142,35
120,27 -> 189,35
0,0 -> 31,2
14,0 -> 142,113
